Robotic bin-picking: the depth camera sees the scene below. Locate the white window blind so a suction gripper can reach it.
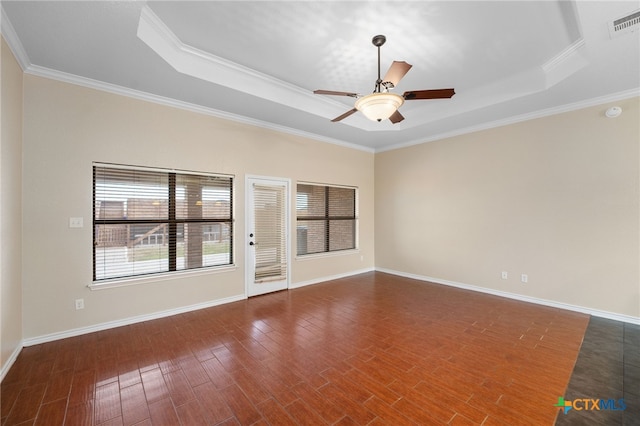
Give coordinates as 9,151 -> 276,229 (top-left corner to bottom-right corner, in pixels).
253,184 -> 287,282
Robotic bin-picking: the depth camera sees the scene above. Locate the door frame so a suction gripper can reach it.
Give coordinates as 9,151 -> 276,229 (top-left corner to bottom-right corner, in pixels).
245,175 -> 291,297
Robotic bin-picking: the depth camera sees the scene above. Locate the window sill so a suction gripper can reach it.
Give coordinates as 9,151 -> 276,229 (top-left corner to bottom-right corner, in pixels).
89,264 -> 237,291
295,249 -> 360,261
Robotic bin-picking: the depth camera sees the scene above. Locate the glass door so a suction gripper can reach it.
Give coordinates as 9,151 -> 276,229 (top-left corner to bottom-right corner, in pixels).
246,177 -> 289,296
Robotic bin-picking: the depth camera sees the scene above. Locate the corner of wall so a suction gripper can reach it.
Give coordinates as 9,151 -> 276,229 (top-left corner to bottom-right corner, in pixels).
1,34 -> 25,381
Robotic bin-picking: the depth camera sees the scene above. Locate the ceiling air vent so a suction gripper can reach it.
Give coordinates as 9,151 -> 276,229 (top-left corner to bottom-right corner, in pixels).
608,9 -> 640,38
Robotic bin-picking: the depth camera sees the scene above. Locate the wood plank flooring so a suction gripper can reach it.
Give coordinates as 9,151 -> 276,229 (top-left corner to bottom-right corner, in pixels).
2,272 -> 590,425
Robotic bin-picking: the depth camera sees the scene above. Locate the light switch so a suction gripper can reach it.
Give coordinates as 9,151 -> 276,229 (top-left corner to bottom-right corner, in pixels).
69,217 -> 84,228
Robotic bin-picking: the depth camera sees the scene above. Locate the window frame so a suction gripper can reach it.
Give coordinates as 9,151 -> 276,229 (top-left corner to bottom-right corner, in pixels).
92,163 -> 234,285
295,182 -> 358,257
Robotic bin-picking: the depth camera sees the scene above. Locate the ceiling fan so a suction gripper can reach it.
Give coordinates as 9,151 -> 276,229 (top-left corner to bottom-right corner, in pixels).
314,35 -> 455,124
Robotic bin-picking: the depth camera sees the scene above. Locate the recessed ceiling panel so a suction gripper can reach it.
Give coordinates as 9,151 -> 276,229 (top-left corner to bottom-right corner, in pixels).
2,1 -> 638,150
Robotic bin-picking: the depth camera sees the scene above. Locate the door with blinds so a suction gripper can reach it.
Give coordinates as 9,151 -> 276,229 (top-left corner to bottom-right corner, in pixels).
246,177 -> 289,297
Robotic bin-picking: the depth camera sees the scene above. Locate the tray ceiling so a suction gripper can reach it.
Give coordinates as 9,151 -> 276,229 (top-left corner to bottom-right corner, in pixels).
2,1 -> 639,151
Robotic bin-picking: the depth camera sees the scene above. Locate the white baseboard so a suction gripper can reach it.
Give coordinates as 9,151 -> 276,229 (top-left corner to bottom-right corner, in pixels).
1,343 -> 24,383
22,294 -> 246,347
376,267 -> 640,325
20,268 -> 374,348
14,267 -> 639,359
290,267 -> 375,289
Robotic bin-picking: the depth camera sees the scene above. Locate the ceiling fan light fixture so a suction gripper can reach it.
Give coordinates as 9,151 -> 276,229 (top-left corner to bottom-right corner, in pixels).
355,92 -> 404,122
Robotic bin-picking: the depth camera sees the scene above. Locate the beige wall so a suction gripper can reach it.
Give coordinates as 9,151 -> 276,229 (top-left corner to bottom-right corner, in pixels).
1,37 -> 24,376
22,75 -> 374,340
10,56 -> 640,346
376,97 -> 640,318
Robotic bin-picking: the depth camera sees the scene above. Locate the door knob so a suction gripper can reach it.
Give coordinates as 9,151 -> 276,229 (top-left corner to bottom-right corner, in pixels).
249,241 -> 255,246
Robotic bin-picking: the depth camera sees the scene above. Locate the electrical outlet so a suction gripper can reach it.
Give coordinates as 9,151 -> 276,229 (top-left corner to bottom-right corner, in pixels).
521,274 -> 528,283
75,299 -> 84,310
501,271 -> 508,279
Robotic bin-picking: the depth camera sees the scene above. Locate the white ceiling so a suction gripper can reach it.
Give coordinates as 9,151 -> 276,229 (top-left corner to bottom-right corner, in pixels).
2,1 -> 639,152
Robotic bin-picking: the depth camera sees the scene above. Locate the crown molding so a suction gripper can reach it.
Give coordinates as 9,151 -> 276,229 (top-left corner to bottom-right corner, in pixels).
542,38 -> 588,88
136,5 -> 376,131
137,5 -> 594,135
6,0 -> 635,157
542,38 -> 586,74
1,5 -> 30,70
376,88 -> 640,153
21,63 -> 639,156
24,64 -> 374,153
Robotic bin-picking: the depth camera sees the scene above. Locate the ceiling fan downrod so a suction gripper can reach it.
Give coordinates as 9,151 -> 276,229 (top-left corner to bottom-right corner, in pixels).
372,34 -> 386,93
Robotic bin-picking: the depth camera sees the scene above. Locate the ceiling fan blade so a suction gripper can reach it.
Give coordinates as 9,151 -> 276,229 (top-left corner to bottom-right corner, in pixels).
314,90 -> 359,98
382,61 -> 412,87
389,110 -> 404,124
403,88 -> 455,100
331,108 -> 358,122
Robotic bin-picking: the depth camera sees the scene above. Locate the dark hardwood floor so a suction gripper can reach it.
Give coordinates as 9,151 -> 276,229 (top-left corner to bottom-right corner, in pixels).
1,271 -> 595,425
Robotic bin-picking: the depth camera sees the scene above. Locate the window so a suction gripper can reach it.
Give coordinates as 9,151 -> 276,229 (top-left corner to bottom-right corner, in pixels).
93,164 -> 233,281
296,183 -> 357,255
